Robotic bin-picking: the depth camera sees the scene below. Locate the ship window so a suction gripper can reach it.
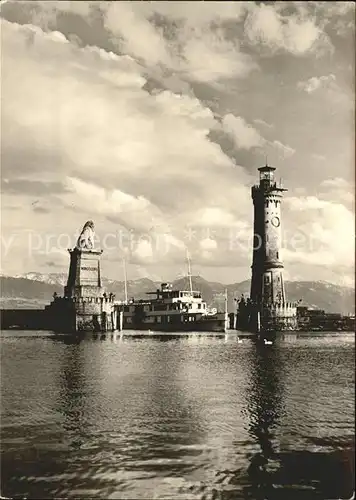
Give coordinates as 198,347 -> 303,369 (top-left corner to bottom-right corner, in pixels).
157,316 -> 161,323
167,316 -> 170,322
198,304 -> 201,309
127,317 -> 132,323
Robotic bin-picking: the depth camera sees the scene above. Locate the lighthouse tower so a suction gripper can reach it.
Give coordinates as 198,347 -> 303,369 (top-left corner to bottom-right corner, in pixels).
251,165 -> 285,305
249,165 -> 297,332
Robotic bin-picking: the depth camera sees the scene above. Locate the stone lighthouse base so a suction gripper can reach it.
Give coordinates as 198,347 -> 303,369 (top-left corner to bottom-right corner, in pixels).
236,300 -> 298,335
260,303 -> 298,332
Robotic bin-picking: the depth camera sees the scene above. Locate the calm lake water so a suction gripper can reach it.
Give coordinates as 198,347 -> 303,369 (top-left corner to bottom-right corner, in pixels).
1,331 -> 354,500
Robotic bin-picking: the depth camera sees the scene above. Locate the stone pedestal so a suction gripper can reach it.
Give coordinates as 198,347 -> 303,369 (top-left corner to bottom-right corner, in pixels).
65,248 -> 104,299
47,245 -> 120,333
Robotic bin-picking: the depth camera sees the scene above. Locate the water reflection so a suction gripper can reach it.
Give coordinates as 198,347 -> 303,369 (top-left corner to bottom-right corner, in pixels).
53,336 -> 208,497
242,342 -> 355,499
1,333 -> 354,500
242,342 -> 285,499
56,342 -> 88,447
48,340 -> 122,498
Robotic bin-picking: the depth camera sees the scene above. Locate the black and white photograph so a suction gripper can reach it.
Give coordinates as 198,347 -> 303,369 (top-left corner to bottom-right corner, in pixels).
0,1 -> 355,499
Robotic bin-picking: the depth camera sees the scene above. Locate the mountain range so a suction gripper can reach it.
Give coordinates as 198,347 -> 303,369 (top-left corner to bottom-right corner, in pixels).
0,272 -> 354,314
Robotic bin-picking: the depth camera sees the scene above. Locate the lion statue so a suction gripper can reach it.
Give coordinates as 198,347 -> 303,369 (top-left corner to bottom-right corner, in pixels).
76,220 -> 95,250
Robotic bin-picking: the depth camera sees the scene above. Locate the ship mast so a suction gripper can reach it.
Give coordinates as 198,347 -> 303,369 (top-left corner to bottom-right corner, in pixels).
186,249 -> 193,294
225,288 -> 228,332
122,258 -> 128,304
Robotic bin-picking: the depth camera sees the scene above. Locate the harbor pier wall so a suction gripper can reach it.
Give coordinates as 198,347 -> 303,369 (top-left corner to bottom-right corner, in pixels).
1,308 -> 47,330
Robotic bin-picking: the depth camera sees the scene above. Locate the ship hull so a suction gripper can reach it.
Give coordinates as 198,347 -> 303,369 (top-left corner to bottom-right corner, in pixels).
123,316 -> 226,333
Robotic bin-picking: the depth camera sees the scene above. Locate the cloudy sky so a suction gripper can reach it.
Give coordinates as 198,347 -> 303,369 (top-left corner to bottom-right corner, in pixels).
1,1 -> 354,286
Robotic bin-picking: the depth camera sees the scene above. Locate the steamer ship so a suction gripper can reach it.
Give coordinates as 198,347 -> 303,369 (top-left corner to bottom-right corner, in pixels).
122,282 -> 227,332
121,257 -> 228,333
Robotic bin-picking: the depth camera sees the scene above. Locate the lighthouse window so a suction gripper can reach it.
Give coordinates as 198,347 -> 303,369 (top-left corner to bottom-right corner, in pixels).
276,252 -> 279,259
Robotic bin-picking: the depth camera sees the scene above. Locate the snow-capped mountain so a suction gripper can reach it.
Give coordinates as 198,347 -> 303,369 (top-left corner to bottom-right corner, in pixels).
1,273 -> 354,315
15,272 -> 68,286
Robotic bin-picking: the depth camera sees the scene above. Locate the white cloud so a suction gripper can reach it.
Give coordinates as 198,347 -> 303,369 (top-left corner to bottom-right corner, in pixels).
283,247 -> 335,266
312,154 -> 326,161
298,74 -> 336,93
334,18 -> 355,37
284,196 -> 354,268
32,0 -> 93,20
134,1 -> 247,26
191,207 -> 240,228
200,238 -> 218,251
65,177 -> 151,217
103,1 -> 256,83
104,2 -> 172,67
221,114 -> 295,158
271,140 -> 296,158
244,3 -> 325,55
320,177 -> 354,206
254,118 -> 274,129
321,177 -> 352,190
199,237 -> 217,263
286,196 -> 331,211
1,19 -> 238,181
2,19 -> 254,276
1,3 -> 353,286
222,114 -> 265,150
177,26 -> 256,83
133,239 -> 154,261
